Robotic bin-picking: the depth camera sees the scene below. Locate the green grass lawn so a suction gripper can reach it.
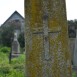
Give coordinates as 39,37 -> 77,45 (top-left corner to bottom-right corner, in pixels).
0,52 -> 25,77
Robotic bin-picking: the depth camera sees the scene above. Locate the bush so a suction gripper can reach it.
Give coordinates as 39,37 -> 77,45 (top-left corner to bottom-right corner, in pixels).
0,64 -> 11,74
0,63 -> 12,77
0,63 -> 24,77
0,51 -> 25,77
18,32 -> 25,48
11,54 -> 25,64
7,69 -> 24,77
0,47 -> 10,53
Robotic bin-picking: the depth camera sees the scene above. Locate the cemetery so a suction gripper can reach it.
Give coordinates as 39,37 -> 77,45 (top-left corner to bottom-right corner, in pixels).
0,11 -> 25,76
0,0 -> 77,77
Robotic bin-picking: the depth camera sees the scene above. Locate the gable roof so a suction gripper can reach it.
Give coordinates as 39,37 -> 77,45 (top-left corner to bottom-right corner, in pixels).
1,11 -> 24,26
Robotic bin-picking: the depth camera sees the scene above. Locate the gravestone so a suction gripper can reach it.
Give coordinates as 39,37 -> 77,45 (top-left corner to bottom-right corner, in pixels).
11,32 -> 20,57
73,30 -> 77,67
25,0 -> 72,77
69,38 -> 75,65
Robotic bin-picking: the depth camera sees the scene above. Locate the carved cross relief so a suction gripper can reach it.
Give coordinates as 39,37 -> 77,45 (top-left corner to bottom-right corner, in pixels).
33,0 -> 61,61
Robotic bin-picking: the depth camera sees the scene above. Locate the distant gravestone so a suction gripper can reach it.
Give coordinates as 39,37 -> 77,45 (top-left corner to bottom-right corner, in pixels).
11,32 -> 20,57
73,30 -> 77,67
25,0 -> 72,77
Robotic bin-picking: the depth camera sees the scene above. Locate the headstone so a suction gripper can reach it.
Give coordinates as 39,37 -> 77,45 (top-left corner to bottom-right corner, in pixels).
73,30 -> 77,67
69,38 -> 75,65
11,32 -> 20,57
25,0 -> 72,77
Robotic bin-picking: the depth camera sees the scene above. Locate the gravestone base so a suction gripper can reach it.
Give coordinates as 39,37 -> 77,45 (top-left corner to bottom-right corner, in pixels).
11,53 -> 21,58
9,53 -> 21,64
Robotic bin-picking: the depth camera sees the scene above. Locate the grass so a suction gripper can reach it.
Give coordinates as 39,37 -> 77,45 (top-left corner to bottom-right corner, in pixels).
72,72 -> 76,77
0,52 -> 25,77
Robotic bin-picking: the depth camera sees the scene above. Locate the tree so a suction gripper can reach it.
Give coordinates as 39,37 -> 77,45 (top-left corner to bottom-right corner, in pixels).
68,20 -> 76,38
0,20 -> 21,47
18,32 -> 25,48
74,19 -> 77,29
0,25 -> 14,47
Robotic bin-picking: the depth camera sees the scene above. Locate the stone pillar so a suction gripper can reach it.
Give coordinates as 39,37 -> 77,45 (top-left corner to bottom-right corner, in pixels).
25,0 -> 72,77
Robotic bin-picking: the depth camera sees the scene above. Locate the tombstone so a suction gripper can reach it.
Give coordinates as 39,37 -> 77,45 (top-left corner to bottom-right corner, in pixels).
73,30 -> 77,67
25,0 -> 72,77
11,32 -> 20,58
69,38 -> 75,65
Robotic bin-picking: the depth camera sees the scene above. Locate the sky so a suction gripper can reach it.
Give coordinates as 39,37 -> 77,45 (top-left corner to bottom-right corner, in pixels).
0,0 -> 77,25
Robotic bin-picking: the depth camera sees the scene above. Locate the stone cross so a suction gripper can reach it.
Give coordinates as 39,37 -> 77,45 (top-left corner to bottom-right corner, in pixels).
14,32 -> 18,41
43,0 -> 50,60
25,0 -> 72,77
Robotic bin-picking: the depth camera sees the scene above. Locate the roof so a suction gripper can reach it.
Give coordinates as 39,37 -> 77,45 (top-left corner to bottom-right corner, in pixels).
1,11 -> 24,26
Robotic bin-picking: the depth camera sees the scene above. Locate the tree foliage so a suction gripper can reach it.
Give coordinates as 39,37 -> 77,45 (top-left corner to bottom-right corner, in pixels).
68,20 -> 76,38
0,25 -> 14,47
18,32 -> 25,48
0,23 -> 25,48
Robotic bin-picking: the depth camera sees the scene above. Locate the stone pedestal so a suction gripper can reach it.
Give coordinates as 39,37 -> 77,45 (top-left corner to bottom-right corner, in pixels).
25,0 -> 72,77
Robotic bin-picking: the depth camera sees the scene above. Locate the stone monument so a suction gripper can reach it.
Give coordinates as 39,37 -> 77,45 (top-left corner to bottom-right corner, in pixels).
25,0 -> 72,77
73,30 -> 77,67
11,32 -> 20,57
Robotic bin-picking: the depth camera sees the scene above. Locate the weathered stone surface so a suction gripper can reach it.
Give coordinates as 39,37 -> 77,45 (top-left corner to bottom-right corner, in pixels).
25,0 -> 72,77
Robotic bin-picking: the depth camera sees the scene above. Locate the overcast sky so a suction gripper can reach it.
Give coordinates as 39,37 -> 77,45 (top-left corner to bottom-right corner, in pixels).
0,0 -> 77,25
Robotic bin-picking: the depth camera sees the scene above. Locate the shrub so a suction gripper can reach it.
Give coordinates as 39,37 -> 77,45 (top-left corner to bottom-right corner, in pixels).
0,47 -> 10,53
0,66 -> 10,74
7,69 -> 25,77
0,64 -> 12,76
12,54 -> 25,64
0,51 -> 25,77
18,32 -> 25,48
